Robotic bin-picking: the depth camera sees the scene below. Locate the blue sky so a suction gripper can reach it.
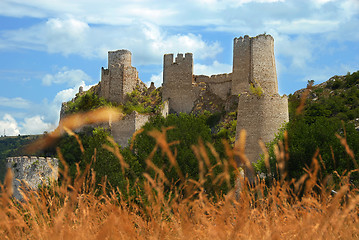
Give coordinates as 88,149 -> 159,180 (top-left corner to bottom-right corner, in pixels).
0,0 -> 358,135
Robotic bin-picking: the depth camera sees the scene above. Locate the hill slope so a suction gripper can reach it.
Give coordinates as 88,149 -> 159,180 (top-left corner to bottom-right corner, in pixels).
289,71 -> 359,129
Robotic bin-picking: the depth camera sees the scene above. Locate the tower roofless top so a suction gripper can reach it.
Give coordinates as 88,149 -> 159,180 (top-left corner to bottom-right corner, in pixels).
108,49 -> 132,68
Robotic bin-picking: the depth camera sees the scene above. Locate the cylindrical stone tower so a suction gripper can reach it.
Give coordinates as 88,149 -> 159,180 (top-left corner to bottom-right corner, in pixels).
251,34 -> 278,95
108,49 -> 132,68
232,35 -> 251,95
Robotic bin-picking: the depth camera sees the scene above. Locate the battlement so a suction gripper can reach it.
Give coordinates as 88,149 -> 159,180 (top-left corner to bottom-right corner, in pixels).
7,156 -> 57,164
164,53 -> 193,66
101,67 -> 110,75
163,53 -> 193,85
6,156 -> 59,200
234,34 -> 250,44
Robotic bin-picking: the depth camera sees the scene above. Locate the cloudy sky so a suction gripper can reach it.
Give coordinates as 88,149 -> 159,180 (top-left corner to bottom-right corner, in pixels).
0,0 -> 358,136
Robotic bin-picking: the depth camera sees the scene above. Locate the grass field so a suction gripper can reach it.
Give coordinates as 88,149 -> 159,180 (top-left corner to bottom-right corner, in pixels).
0,107 -> 358,239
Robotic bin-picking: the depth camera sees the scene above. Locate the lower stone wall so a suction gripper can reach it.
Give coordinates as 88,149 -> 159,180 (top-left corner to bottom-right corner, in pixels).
207,81 -> 232,100
194,73 -> 232,84
235,94 -> 289,165
162,83 -> 196,113
6,156 -> 58,200
111,111 -> 150,147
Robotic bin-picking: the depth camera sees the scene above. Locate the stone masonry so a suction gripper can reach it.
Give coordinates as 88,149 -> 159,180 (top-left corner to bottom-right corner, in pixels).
111,111 -> 151,147
60,33 -> 288,167
99,49 -> 144,104
162,34 -> 281,113
162,53 -> 196,113
162,34 -> 289,165
6,156 -> 58,200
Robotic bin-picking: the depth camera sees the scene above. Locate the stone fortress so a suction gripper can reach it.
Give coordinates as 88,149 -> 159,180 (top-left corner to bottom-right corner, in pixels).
70,33 -> 288,163
161,34 -> 288,164
7,34 -> 288,199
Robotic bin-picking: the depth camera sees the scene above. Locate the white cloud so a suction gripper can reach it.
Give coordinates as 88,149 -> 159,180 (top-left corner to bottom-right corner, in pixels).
274,33 -> 314,69
268,19 -> 340,34
0,97 -> 31,109
20,115 -> 55,135
194,61 -> 232,76
0,0 -> 357,70
149,72 -> 163,87
0,114 -> 20,136
53,80 -> 94,104
50,81 -> 97,123
1,18 -> 222,64
0,113 -> 56,136
42,68 -> 92,86
0,66 -> 97,135
0,80 -> 96,136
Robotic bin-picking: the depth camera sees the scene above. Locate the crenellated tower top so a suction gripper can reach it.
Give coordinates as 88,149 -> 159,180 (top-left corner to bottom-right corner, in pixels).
232,33 -> 278,95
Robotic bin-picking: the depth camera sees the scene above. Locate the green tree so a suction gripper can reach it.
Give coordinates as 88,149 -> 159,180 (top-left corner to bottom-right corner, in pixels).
132,113 -> 231,195
255,116 -> 359,185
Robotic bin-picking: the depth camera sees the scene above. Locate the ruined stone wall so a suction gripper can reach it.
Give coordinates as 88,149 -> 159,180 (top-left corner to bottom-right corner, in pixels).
205,81 -> 231,100
111,112 -> 150,147
235,94 -> 289,164
251,35 -> 278,95
122,66 -> 139,101
193,73 -> 232,100
194,73 -> 232,84
162,53 -> 196,113
6,156 -> 58,200
232,35 -> 251,95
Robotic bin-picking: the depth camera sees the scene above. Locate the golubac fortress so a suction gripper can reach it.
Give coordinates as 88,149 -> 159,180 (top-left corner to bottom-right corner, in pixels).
85,33 -> 289,164
8,34 -> 288,198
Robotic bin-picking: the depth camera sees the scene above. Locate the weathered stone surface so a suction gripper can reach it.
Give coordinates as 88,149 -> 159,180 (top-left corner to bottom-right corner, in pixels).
111,111 -> 151,147
162,33 -> 288,165
59,34 -> 288,168
162,53 -> 196,113
99,50 -> 144,104
6,156 -> 58,200
235,94 -> 289,164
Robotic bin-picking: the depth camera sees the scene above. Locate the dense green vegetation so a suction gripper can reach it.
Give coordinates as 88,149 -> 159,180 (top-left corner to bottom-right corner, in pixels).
57,113 -> 232,199
123,86 -> 163,114
64,85 -> 163,116
288,71 -> 359,122
2,70 -> 358,193
64,91 -> 114,115
256,71 -> 359,185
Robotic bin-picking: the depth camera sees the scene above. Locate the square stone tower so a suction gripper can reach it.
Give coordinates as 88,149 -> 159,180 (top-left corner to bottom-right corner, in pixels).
162,53 -> 196,113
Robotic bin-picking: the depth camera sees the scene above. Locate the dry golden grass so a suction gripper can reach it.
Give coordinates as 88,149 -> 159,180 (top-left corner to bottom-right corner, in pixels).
1,108 -> 358,239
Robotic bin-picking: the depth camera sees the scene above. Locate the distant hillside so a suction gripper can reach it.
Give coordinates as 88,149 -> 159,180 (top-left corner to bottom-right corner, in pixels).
289,70 -> 359,129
